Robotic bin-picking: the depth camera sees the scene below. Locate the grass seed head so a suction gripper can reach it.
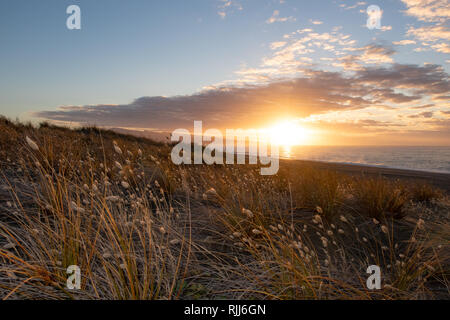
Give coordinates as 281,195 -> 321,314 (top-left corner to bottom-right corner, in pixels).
114,145 -> 123,155
242,208 -> 254,218
26,136 -> 39,151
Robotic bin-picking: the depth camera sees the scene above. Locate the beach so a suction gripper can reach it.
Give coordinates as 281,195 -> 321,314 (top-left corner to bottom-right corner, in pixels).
283,159 -> 450,193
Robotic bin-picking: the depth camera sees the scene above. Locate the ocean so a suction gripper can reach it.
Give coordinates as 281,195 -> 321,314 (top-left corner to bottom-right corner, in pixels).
281,146 -> 450,174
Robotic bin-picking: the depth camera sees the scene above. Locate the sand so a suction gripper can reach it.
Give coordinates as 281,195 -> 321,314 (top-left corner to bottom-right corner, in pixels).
283,159 -> 450,193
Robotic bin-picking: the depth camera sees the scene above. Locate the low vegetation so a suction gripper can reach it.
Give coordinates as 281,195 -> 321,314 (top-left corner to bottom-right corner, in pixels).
0,117 -> 448,299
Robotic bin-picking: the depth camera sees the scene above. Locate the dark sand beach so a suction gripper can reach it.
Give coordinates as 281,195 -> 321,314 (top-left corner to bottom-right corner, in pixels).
283,159 -> 450,193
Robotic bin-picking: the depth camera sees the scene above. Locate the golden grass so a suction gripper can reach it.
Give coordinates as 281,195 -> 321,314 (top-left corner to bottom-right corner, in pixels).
0,117 -> 448,300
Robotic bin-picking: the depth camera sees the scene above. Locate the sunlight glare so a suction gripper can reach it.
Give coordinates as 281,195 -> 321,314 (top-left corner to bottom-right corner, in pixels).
265,121 -> 310,146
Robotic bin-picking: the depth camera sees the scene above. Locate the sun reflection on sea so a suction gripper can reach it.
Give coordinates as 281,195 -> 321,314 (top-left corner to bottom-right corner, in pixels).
280,145 -> 292,159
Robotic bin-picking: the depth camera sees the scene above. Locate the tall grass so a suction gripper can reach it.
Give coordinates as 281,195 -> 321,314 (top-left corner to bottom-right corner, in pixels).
0,117 -> 448,300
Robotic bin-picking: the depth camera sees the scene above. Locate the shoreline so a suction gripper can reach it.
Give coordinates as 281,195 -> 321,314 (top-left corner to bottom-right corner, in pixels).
281,157 -> 450,175
282,158 -> 450,193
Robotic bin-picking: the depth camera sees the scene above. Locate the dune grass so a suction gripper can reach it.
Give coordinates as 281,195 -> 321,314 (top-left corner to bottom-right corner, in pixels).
0,117 -> 448,300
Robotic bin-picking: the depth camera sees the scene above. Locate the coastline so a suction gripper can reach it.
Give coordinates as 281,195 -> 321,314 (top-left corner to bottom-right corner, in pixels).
282,159 -> 450,193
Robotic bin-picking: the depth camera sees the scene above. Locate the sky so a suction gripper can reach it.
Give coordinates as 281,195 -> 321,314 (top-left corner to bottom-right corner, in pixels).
0,0 -> 449,145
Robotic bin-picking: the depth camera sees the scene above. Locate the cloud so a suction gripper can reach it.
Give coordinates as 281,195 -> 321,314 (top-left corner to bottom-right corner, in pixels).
380,25 -> 392,32
217,0 -> 242,19
393,40 -> 417,45
357,64 -> 449,95
339,1 -> 367,10
34,64 -> 450,134
270,41 -> 287,50
266,10 -> 296,24
35,73 -> 368,130
402,6 -> 450,54
412,104 -> 435,109
407,25 -> 450,42
332,55 -> 364,71
334,43 -> 396,70
430,42 -> 450,53
358,43 -> 396,64
424,118 -> 450,130
297,28 -> 313,34
400,0 -> 450,23
234,29 -> 360,79
310,20 -> 323,25
408,111 -> 434,118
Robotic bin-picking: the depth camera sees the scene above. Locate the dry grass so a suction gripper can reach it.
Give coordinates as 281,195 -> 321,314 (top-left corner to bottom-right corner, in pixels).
0,117 -> 448,300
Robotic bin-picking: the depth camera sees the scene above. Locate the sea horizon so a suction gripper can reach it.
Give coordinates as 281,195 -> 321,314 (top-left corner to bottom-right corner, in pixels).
278,145 -> 450,174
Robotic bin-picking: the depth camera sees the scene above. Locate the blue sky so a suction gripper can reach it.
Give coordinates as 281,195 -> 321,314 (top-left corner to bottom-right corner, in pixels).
0,0 -> 449,145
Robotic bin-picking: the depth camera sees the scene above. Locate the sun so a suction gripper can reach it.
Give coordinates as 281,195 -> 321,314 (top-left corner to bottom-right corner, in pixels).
265,120 -> 310,146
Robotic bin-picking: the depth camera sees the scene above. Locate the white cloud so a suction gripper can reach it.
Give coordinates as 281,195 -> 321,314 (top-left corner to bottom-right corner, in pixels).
310,19 -> 323,25
266,10 -> 296,24
297,28 -> 313,34
407,25 -> 450,41
431,43 -> 450,53
339,1 -> 367,10
407,25 -> 450,53
393,40 -> 417,45
270,41 -> 287,50
217,0 -> 242,19
400,0 -> 450,22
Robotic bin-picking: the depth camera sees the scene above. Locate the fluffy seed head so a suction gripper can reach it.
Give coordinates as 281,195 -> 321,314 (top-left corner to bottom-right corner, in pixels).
114,145 -> 123,155
242,208 -> 254,218
70,201 -> 86,214
106,196 -> 120,202
417,218 -> 425,230
26,136 -> 39,151
3,243 -> 16,250
252,229 -> 263,235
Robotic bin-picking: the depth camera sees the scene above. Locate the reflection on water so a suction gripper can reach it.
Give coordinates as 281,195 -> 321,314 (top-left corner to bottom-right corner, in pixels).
282,146 -> 450,173
280,145 -> 292,159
